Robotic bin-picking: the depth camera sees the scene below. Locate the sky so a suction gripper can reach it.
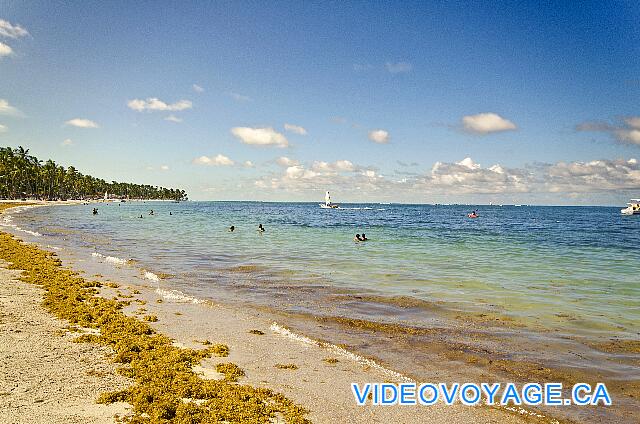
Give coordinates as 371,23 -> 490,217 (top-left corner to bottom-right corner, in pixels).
1,0 -> 639,204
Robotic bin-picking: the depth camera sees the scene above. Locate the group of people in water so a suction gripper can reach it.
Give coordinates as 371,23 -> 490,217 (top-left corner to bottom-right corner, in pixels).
354,233 -> 368,242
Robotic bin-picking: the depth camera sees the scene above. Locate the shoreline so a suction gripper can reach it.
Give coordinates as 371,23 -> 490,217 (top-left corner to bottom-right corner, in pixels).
0,202 -> 542,423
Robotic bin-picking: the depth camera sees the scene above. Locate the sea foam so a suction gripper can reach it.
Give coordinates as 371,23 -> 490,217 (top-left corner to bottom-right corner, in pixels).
91,252 -> 128,265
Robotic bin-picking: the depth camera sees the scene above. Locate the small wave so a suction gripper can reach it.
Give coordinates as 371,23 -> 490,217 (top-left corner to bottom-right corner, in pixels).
0,215 -> 43,236
91,252 -> 128,265
144,271 -> 160,282
155,288 -> 204,304
270,322 -> 412,382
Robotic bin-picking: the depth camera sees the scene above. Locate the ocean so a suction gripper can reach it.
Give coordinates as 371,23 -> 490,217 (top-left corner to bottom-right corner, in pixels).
5,201 -> 640,423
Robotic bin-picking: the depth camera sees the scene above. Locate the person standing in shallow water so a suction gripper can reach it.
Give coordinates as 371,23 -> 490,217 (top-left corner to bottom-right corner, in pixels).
354,234 -> 362,242
229,225 -> 235,232
257,224 -> 265,232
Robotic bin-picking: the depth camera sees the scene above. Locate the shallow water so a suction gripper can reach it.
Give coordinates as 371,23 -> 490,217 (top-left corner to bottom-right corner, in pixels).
8,201 -> 640,423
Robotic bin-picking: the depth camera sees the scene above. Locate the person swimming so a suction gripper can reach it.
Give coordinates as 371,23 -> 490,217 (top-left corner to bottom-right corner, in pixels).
92,208 -> 98,215
354,234 -> 362,242
229,225 -> 235,232
169,211 -> 172,216
139,214 -> 143,218
257,224 -> 265,232
361,233 -> 368,241
149,210 -> 154,215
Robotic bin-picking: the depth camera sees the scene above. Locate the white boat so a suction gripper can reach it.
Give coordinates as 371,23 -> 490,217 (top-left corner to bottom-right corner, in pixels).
319,191 -> 339,209
621,199 -> 640,215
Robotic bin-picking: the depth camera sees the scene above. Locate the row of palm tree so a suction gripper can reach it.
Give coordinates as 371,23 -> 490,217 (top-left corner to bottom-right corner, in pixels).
0,146 -> 187,201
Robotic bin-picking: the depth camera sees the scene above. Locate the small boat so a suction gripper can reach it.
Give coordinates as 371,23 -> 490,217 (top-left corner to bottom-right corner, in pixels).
319,191 -> 339,209
621,199 -> 640,215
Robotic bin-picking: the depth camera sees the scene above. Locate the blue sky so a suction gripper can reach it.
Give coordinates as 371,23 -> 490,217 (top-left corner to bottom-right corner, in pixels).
1,1 -> 639,204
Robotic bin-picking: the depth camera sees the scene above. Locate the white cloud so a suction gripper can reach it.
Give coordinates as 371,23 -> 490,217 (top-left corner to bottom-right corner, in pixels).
425,158 -> 531,194
368,129 -> 390,144
61,138 -> 73,146
127,98 -> 192,112
244,160 -> 254,168
385,62 -> 412,74
0,99 -> 22,116
192,84 -> 204,93
164,114 -> 183,123
0,19 -> 29,39
231,127 -> 289,148
544,158 -> 640,192
192,154 -> 235,166
312,160 -> 356,173
462,113 -> 517,134
0,42 -> 12,57
229,92 -> 251,102
65,118 -> 99,128
160,165 -> 170,171
276,156 -> 300,167
0,124 -> 7,133
284,123 -> 307,135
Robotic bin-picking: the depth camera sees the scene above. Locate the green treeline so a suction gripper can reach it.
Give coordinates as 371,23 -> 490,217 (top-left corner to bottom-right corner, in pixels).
0,146 -> 187,201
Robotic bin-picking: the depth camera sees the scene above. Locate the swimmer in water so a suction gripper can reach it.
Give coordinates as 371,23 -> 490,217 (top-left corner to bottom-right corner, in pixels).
258,224 -> 265,232
361,233 -> 368,241
354,234 -> 362,242
229,225 -> 235,232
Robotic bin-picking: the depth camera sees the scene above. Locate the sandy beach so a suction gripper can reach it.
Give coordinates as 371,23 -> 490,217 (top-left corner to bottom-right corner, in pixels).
0,203 -> 543,423
0,263 -> 130,423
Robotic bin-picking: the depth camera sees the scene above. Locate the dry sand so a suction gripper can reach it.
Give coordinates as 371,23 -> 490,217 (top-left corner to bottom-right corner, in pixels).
0,263 -> 130,424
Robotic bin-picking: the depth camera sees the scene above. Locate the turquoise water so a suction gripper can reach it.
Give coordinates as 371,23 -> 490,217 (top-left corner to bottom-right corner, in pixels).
16,201 -> 639,336
7,201 -> 640,422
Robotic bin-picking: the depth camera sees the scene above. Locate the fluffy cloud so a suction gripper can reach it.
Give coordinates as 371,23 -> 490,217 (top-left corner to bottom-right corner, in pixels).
244,161 -> 254,168
0,99 -> 22,116
544,158 -> 640,192
0,19 -> 29,39
192,154 -> 235,166
192,84 -> 204,93
231,127 -> 288,148
65,118 -> 99,128
127,98 -> 192,112
0,42 -> 12,57
61,138 -> 73,146
577,117 -> 640,146
284,123 -> 307,135
368,129 -> 390,144
160,165 -> 170,171
249,153 -> 640,201
312,160 -> 355,173
164,114 -> 183,123
385,62 -> 412,73
462,113 -> 517,134
276,156 -> 300,167
424,157 -> 530,193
